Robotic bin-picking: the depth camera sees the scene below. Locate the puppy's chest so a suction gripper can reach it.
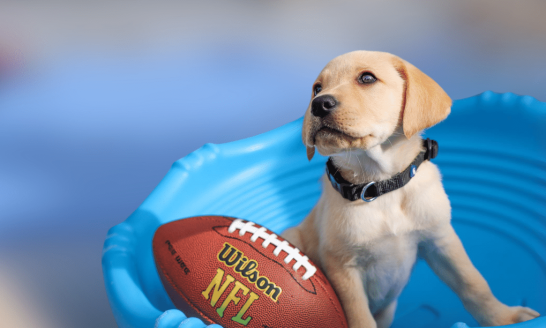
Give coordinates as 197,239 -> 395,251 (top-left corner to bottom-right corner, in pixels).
327,200 -> 421,311
330,199 -> 420,246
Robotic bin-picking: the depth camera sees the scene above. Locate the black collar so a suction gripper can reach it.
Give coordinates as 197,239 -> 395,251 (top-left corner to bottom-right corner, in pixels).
326,138 -> 438,202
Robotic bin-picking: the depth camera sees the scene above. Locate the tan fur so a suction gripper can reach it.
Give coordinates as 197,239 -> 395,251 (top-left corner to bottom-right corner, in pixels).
392,57 -> 452,139
283,51 -> 539,328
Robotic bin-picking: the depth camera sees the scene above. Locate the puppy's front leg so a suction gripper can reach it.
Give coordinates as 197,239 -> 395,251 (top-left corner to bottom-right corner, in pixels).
421,224 -> 540,326
322,250 -> 377,328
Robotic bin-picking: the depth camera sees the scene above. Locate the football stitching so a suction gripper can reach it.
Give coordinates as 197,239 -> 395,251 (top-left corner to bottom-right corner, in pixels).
227,219 -> 317,280
213,226 -> 318,295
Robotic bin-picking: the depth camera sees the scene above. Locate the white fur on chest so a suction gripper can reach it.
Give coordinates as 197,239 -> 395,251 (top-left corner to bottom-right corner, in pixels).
320,181 -> 419,245
318,179 -> 424,314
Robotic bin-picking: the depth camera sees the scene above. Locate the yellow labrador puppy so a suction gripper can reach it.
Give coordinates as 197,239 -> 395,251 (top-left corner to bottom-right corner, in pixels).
282,51 -> 540,328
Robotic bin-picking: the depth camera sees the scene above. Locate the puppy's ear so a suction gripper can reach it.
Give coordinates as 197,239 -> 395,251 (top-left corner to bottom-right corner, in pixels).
394,58 -> 452,139
306,146 -> 315,161
302,114 -> 316,161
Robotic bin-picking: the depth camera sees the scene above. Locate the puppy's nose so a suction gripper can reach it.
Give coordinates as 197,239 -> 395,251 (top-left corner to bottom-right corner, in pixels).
311,95 -> 337,118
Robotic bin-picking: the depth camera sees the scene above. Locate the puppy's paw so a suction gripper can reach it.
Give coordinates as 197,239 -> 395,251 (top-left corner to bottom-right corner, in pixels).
509,306 -> 540,323
483,305 -> 540,327
480,305 -> 540,326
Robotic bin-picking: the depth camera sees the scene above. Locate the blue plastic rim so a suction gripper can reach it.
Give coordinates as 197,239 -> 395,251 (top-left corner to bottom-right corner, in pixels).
102,91 -> 546,328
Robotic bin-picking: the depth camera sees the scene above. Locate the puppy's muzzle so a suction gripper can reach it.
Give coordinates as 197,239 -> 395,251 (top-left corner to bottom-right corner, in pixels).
311,95 -> 337,118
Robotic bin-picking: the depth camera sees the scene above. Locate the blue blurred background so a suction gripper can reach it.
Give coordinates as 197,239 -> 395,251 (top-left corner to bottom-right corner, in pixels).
0,1 -> 545,327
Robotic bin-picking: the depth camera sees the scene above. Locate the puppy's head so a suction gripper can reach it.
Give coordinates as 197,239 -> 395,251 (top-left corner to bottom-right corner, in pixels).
303,51 -> 451,160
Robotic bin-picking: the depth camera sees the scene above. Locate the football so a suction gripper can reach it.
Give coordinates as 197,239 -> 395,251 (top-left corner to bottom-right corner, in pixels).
153,215 -> 348,328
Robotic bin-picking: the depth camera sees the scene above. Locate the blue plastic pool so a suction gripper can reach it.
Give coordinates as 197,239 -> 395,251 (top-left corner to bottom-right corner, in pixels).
102,91 -> 546,328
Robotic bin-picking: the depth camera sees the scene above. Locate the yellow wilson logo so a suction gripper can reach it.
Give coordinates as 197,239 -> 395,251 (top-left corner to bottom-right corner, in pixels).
201,242 -> 283,326
216,242 -> 282,302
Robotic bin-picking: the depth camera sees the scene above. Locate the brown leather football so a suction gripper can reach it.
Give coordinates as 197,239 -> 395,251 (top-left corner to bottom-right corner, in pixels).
152,215 -> 348,328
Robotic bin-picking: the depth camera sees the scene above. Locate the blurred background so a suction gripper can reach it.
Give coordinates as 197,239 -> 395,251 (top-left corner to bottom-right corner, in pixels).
0,1 -> 545,327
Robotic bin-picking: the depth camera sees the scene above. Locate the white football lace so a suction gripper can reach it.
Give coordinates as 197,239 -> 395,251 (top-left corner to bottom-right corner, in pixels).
228,219 -> 317,280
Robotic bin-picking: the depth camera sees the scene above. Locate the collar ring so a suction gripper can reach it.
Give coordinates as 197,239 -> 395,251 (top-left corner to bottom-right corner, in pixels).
360,181 -> 377,202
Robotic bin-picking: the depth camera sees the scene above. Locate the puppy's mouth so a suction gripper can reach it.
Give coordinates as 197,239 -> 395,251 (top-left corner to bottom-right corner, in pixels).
312,125 -> 355,144
306,121 -> 377,157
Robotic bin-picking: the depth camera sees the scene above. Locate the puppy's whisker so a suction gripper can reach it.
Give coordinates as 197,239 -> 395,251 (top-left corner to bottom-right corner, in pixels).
387,138 -> 394,147
356,153 -> 364,176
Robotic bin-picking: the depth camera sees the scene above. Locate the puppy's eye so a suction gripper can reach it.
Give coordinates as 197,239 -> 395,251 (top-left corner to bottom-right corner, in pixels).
359,73 -> 377,84
313,84 -> 322,96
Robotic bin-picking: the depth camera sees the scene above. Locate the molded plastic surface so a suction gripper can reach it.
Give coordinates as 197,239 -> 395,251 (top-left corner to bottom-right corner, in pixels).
102,91 -> 546,328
